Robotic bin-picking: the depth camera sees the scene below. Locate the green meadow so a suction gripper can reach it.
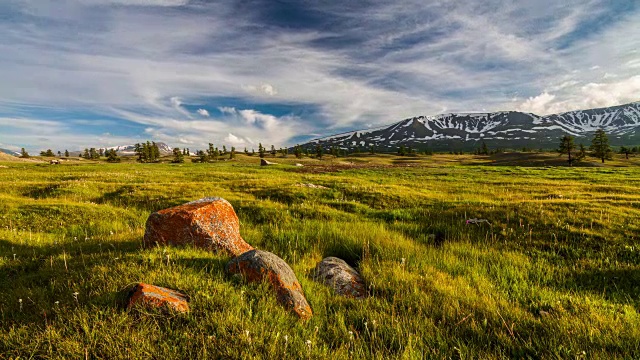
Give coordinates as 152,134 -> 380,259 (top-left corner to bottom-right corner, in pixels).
1,154 -> 639,359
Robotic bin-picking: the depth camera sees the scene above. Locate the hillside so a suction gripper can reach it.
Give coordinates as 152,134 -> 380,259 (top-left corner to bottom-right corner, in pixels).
302,102 -> 640,151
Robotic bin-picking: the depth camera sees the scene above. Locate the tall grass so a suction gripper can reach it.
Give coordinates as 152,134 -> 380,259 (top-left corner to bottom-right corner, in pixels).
0,156 -> 639,358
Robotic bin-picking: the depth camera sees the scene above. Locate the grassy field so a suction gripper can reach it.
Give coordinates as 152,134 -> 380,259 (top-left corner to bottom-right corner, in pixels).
1,153 -> 639,359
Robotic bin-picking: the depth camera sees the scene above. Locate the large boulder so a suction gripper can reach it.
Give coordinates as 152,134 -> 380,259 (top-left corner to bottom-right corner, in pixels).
143,197 -> 254,256
127,283 -> 189,313
226,250 -> 312,320
313,257 -> 366,299
260,159 -> 277,166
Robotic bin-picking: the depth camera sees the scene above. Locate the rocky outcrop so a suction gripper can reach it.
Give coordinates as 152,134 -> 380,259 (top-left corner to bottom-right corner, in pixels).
313,257 -> 366,299
143,197 -> 254,256
226,250 -> 312,319
127,283 -> 189,313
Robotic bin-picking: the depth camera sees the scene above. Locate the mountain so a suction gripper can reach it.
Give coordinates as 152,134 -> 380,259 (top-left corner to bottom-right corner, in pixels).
67,142 -> 173,157
102,142 -> 173,155
0,148 -> 21,156
301,102 -> 640,151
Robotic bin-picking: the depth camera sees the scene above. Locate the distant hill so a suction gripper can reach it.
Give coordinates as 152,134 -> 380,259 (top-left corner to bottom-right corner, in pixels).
0,148 -> 21,156
300,102 -> 640,151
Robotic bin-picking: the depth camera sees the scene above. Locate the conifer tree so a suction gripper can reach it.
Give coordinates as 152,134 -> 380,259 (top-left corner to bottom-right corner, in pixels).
244,147 -> 249,155
99,148 -> 104,157
270,145 -> 276,156
590,129 -> 612,163
619,146 -> 631,159
294,145 -> 302,159
558,135 -> 576,165
197,150 -> 208,163
481,142 -> 489,155
315,144 -> 323,159
258,143 -> 265,158
576,144 -> 587,161
369,145 -> 375,155
106,149 -> 121,163
64,150 -> 69,157
83,148 -> 90,159
20,148 -> 29,158
398,145 -> 406,156
57,151 -> 62,157
230,146 -> 236,159
222,145 -> 227,155
172,147 -> 184,163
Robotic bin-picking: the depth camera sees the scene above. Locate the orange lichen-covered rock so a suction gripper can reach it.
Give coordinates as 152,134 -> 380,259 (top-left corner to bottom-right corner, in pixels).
143,197 -> 253,256
127,283 -> 189,313
313,257 -> 366,299
226,250 -> 313,320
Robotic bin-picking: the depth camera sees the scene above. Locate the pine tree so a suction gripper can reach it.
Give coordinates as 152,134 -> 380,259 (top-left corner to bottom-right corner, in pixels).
315,144 -> 323,159
619,146 -> 631,159
590,129 -> 612,163
64,150 -> 69,157
83,148 -> 90,159
99,148 -> 104,157
369,145 -> 375,155
20,148 -> 29,158
106,149 -> 121,163
294,145 -> 302,159
270,145 -> 276,156
57,151 -> 62,157
222,145 -> 227,155
151,142 -> 160,162
135,143 -> 143,162
576,144 -> 587,161
196,150 -> 208,163
230,147 -> 236,159
398,145 -> 406,156
172,147 -> 184,163
244,147 -> 249,155
258,143 -> 265,158
558,135 -> 576,165
481,142 -> 489,155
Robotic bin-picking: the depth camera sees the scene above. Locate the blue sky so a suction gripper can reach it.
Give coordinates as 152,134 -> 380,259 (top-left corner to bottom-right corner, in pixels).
0,0 -> 639,152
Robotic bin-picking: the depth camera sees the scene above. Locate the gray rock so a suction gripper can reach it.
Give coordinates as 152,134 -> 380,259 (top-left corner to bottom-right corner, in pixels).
313,257 -> 366,299
226,250 -> 312,319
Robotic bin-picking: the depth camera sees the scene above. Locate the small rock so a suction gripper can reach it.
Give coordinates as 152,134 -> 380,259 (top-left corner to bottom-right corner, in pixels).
127,283 -> 189,313
295,163 -> 304,167
226,250 -> 312,319
260,159 -> 277,166
143,197 -> 254,256
313,257 -> 366,299
0,165 -> 8,169
49,159 -> 60,165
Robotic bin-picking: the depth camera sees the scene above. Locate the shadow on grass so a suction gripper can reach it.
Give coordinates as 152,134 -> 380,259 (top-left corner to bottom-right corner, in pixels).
556,268 -> 640,305
95,185 -> 187,212
0,237 -> 142,326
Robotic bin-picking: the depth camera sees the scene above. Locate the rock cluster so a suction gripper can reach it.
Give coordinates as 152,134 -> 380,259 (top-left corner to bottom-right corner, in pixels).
133,197 -> 366,319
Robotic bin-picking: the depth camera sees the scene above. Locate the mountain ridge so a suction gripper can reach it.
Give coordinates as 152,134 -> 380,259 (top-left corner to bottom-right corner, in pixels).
301,101 -> 640,151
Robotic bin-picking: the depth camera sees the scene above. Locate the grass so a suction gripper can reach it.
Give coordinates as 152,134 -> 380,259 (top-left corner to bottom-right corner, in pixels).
0,153 -> 639,359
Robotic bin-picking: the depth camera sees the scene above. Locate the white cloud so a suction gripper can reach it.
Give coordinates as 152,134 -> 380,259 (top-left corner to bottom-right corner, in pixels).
218,106 -> 237,115
197,108 -> 210,117
0,0 -> 638,150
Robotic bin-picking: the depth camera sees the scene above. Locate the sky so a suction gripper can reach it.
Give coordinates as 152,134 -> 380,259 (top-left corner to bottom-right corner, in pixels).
0,0 -> 639,152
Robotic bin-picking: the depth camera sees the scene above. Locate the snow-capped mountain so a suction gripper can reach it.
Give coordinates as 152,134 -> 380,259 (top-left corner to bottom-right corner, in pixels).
0,148 -> 21,156
101,142 -> 173,155
301,102 -> 640,151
